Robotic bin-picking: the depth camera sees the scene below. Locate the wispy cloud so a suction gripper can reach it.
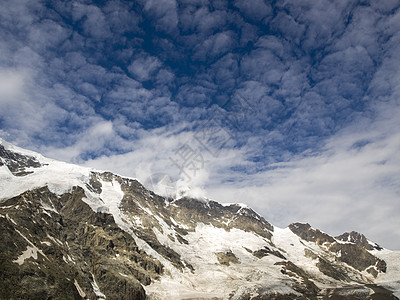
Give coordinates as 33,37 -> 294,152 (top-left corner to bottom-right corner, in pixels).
207,105 -> 400,250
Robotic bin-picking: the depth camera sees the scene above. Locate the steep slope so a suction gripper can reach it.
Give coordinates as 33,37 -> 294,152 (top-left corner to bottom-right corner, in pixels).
1,139 -> 399,299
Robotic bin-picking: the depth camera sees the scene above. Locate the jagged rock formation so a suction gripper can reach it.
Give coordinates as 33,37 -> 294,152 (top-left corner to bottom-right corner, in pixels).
0,186 -> 160,299
0,144 -> 42,176
336,231 -> 383,251
0,139 -> 399,299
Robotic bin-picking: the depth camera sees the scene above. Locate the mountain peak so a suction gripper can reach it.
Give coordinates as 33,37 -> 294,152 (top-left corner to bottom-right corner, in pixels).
289,222 -> 335,245
336,231 -> 383,251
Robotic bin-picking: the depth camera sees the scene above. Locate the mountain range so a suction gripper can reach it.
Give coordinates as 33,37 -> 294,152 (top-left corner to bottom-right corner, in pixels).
0,138 -> 399,300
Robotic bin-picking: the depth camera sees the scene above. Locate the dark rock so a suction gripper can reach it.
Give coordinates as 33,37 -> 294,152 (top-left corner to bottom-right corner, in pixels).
169,198 -> 273,239
324,284 -> 399,300
274,261 -> 319,299
316,257 -> 350,281
86,172 -> 103,194
289,223 -> 335,245
216,250 -> 240,266
367,267 -> 378,278
336,231 -> 383,251
0,186 -> 164,299
329,243 -> 386,273
0,144 -> 42,176
253,246 -> 286,260
367,284 -> 399,300
251,293 -> 307,299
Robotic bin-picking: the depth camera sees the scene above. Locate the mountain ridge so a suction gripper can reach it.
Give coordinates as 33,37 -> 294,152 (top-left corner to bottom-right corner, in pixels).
0,139 -> 399,299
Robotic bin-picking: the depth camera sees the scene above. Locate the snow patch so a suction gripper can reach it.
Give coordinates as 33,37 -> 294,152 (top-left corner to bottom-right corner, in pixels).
46,234 -> 63,246
74,279 -> 86,298
13,246 -> 39,265
91,272 -> 106,299
372,249 -> 400,298
13,229 -> 49,265
146,223 -> 290,299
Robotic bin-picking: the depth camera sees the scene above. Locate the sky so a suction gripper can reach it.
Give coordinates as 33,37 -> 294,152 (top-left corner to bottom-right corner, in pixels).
0,0 -> 400,249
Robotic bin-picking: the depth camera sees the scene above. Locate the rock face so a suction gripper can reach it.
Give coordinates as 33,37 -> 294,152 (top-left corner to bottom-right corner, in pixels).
288,223 -> 387,279
336,231 -> 383,251
289,223 -> 335,245
0,144 -> 42,176
169,198 -> 274,239
0,186 -> 159,299
0,140 -> 400,300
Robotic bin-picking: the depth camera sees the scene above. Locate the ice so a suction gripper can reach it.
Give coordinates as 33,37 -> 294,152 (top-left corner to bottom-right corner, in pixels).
146,223 -> 295,299
372,249 -> 400,298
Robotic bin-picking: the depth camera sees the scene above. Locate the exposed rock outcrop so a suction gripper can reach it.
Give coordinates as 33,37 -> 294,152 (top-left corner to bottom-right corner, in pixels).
336,231 -> 383,251
0,186 -> 161,299
0,144 -> 42,176
289,223 -> 335,245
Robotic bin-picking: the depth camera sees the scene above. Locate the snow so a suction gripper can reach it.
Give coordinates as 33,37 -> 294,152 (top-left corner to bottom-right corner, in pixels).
272,226 -> 340,284
6,214 -> 17,225
0,157 -> 92,202
372,249 -> 400,298
40,199 -> 59,214
13,228 -> 48,265
99,179 -> 124,215
74,279 -> 86,298
46,234 -> 63,246
221,202 -> 249,208
146,223 -> 297,299
91,272 -> 106,299
13,246 -> 39,265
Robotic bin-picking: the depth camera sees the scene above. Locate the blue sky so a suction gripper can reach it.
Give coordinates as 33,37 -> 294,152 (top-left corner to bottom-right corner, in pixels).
1,0 -> 400,249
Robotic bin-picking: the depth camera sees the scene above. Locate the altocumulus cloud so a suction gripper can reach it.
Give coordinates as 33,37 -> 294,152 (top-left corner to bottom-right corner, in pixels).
0,0 -> 399,249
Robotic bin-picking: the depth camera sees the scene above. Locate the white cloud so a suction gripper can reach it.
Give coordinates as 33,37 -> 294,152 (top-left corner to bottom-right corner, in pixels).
128,54 -> 162,81
0,0 -> 39,31
41,120 -> 118,163
233,0 -> 272,22
72,3 -> 112,39
142,0 -> 178,33
28,19 -> 71,53
240,47 -> 285,85
80,124 -> 194,180
206,106 -> 400,250
193,31 -> 236,60
0,69 -> 27,104
270,12 -> 305,44
1,0 -> 399,251
179,6 -> 228,35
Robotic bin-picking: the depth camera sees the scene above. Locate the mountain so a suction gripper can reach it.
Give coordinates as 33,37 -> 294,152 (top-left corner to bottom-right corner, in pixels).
0,139 -> 399,300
